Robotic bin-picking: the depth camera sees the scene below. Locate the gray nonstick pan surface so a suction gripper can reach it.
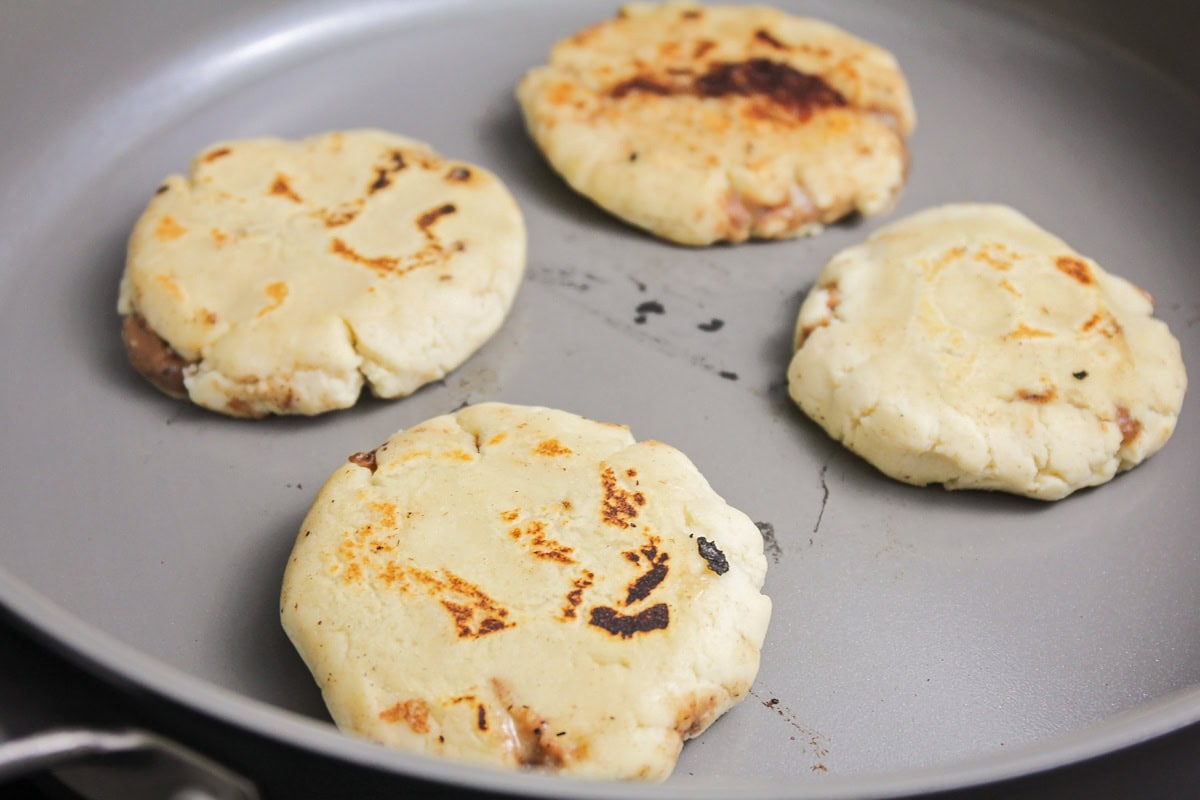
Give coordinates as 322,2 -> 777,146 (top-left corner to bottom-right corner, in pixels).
2,1 -> 1200,797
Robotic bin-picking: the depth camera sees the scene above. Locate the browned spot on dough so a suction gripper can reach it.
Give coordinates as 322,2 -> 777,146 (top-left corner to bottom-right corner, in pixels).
974,243 -> 1012,271
534,438 -> 573,457
1006,322 -> 1054,340
675,692 -> 719,738
257,281 -> 288,318
477,704 -> 488,731
121,313 -> 193,399
368,149 -> 407,194
1081,312 -> 1123,338
754,28 -> 787,49
1017,387 -> 1057,404
488,432 -> 507,446
500,509 -> 520,523
797,317 -> 831,347
329,237 -> 399,275
317,200 -> 363,228
589,603 -> 669,639
610,59 -> 846,123
600,466 -> 646,528
210,228 -> 228,245
509,520 -> 575,564
225,397 -> 256,417
924,245 -> 967,278
1116,406 -> 1142,446
348,449 -> 378,473
625,540 -> 669,605
625,468 -> 637,478
418,203 -> 457,230
1056,255 -> 1094,285
202,146 -> 232,163
695,59 -> 847,118
154,215 -> 187,241
153,273 -> 183,301
694,39 -> 716,58
370,501 -> 397,529
399,568 -> 513,638
825,281 -> 841,311
446,166 -> 472,182
681,8 -> 702,19
268,173 -> 302,203
491,680 -> 582,767
379,699 -> 430,733
561,569 -> 594,619
610,76 -> 673,99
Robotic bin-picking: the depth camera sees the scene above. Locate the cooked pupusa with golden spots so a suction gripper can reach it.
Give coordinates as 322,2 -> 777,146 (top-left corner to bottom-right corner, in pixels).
117,130 -> 525,417
787,203 -> 1186,501
517,2 -> 915,246
280,403 -> 771,780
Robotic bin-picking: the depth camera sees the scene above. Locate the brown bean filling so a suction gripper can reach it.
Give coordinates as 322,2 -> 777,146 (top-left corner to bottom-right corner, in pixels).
121,313 -> 193,399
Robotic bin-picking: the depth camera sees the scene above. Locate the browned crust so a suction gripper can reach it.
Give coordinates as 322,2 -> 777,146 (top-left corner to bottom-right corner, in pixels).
120,313 -> 193,399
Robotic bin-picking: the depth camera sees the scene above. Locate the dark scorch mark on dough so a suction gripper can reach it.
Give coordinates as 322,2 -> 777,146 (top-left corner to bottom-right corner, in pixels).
698,318 -> 724,332
610,76 -> 674,99
611,59 -> 847,122
589,603 -> 669,638
1073,371 -> 1088,380
369,150 -> 407,194
418,203 -> 457,230
754,29 -> 788,49
755,521 -> 782,565
696,537 -> 729,575
625,543 -> 669,604
718,371 -> 738,381
696,59 -> 847,118
634,300 -> 665,324
625,560 -> 668,605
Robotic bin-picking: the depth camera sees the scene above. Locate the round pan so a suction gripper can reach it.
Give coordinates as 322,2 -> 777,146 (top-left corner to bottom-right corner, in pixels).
2,0 -> 1199,796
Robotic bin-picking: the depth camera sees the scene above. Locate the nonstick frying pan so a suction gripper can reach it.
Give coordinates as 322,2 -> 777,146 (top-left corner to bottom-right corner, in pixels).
2,1 -> 1200,797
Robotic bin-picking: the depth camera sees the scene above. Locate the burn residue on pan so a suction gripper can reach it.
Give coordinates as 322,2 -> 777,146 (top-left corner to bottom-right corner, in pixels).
755,521 -> 782,564
812,465 -> 830,535
750,689 -> 831,769
634,300 -> 665,324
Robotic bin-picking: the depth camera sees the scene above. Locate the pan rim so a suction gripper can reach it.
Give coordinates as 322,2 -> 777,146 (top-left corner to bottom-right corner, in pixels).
3,0 -> 1200,796
5,567 -> 1200,800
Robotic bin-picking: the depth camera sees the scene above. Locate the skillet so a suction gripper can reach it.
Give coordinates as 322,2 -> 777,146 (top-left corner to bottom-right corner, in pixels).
2,0 -> 1200,796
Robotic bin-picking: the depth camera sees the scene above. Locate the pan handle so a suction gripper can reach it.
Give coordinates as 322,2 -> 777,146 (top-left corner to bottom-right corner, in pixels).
0,727 -> 259,799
